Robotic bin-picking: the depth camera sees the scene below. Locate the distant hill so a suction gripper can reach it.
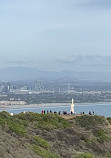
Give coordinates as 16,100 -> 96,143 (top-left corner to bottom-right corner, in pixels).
0,66 -> 111,81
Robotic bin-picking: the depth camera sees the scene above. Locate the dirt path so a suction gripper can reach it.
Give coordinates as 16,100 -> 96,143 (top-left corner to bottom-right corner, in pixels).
60,114 -> 82,119
60,114 -> 95,119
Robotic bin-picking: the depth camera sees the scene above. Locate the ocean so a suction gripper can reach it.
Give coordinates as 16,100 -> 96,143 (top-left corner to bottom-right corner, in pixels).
0,103 -> 111,117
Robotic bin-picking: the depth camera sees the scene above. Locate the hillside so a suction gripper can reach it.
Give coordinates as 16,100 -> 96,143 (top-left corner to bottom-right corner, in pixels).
0,112 -> 111,158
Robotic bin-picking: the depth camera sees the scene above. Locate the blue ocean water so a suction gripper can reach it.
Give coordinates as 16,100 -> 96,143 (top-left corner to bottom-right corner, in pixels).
0,103 -> 111,117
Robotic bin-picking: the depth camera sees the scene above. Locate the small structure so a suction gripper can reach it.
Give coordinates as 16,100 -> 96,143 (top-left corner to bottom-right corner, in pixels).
71,98 -> 74,114
10,113 -> 14,116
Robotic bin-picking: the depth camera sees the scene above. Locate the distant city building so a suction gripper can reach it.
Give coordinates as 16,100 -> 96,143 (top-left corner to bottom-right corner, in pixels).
32,81 -> 43,91
0,101 -> 26,106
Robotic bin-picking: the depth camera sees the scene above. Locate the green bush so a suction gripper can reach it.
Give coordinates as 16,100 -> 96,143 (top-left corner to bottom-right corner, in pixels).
33,136 -> 50,148
9,121 -> 26,136
74,152 -> 96,158
75,115 -> 106,130
0,111 -> 26,136
104,152 -> 111,158
107,117 -> 111,125
33,145 -> 60,158
17,112 -> 70,130
35,113 -> 71,131
0,111 -> 11,127
17,112 -> 43,122
0,111 -> 70,135
97,129 -> 109,143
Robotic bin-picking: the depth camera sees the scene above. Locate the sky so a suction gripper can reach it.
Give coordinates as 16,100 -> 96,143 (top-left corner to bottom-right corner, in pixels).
0,0 -> 111,72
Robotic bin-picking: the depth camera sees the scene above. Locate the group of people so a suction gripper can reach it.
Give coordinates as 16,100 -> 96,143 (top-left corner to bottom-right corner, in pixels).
89,111 -> 94,115
41,110 -> 75,115
41,110 -> 61,115
80,111 -> 95,115
41,110 -> 95,116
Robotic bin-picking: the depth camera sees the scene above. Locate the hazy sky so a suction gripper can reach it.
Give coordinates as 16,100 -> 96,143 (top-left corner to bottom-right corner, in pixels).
0,0 -> 111,71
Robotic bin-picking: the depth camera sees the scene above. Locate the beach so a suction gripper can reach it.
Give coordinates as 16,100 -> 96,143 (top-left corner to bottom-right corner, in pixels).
0,103 -> 70,109
0,102 -> 111,110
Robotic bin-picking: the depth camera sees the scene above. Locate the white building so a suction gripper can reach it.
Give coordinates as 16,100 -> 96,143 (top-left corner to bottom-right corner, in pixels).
71,98 -> 74,114
0,101 -> 26,106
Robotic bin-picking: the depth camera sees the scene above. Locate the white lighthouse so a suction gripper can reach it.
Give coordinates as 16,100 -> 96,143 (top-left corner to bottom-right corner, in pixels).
71,98 -> 74,114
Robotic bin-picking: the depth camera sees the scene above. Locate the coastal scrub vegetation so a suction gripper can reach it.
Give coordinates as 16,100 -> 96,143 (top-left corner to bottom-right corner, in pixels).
107,117 -> 111,125
33,135 -> 50,149
18,112 -> 71,131
0,111 -> 111,158
74,152 -> 96,158
33,145 -> 60,158
0,111 -> 27,136
75,115 -> 107,130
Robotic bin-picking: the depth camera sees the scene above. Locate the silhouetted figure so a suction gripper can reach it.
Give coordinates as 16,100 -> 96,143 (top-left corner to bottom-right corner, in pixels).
54,111 -> 57,114
71,111 -> 73,115
50,110 -> 52,113
63,111 -> 67,115
44,110 -> 45,114
89,111 -> 91,115
93,111 -> 94,115
83,112 -> 84,115
58,111 -> 61,115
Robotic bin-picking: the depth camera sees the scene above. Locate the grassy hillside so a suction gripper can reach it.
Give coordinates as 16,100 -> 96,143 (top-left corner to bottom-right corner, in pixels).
0,111 -> 111,158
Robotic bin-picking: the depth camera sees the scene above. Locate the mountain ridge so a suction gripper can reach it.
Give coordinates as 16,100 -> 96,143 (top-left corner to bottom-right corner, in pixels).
0,66 -> 111,81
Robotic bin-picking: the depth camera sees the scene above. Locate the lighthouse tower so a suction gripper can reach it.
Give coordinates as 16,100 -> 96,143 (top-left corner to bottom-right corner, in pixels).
71,98 -> 74,114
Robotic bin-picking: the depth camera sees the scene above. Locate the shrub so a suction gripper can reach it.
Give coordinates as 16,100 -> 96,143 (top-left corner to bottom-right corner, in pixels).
0,111 -> 26,136
33,136 -> 50,149
97,129 -> 109,143
107,117 -> 111,125
9,121 -> 26,136
74,152 -> 96,158
35,114 -> 71,131
75,115 -> 106,130
33,145 -> 60,158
